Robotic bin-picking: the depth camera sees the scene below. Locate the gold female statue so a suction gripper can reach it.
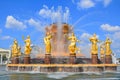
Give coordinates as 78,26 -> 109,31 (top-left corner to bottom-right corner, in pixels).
89,33 -> 99,54
24,35 -> 32,55
18,46 -> 21,56
100,43 -> 105,58
68,33 -> 80,54
44,32 -> 52,54
11,39 -> 19,57
105,37 -> 112,56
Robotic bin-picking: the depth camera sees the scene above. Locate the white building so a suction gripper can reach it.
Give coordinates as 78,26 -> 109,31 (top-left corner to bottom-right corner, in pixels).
0,48 -> 11,65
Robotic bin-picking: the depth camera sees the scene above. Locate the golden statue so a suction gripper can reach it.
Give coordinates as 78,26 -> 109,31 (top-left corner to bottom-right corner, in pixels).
24,35 -> 32,55
89,33 -> 99,54
11,39 -> 19,57
18,46 -> 21,56
105,37 -> 112,56
100,43 -> 105,58
44,32 -> 52,54
68,32 -> 80,54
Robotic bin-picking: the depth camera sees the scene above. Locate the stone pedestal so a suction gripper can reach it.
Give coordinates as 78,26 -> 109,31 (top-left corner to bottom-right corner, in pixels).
91,54 -> 98,64
105,55 -> 112,64
11,57 -> 19,64
44,54 -> 51,64
24,55 -> 31,64
69,53 -> 76,64
105,55 -> 114,71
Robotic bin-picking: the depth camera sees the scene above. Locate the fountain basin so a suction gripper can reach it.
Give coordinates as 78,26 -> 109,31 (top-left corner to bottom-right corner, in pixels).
6,64 -> 117,73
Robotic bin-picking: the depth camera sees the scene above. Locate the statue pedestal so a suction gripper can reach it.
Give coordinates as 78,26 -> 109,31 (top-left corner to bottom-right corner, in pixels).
24,55 -> 31,64
44,54 -> 51,64
11,57 -> 19,64
69,53 -> 76,64
105,55 -> 112,64
91,54 -> 98,64
105,55 -> 115,71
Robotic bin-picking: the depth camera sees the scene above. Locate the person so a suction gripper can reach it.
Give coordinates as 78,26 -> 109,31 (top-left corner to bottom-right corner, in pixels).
105,37 -> 112,56
24,35 -> 32,55
11,39 -> 19,57
68,32 -> 80,54
44,32 -> 52,54
89,33 -> 99,54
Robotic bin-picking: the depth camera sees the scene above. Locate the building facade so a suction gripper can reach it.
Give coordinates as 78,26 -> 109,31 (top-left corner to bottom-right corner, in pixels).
0,48 -> 11,65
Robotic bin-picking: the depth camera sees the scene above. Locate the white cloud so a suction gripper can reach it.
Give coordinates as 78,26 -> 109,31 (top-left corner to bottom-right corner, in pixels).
113,32 -> 120,40
103,0 -> 112,7
101,24 -> 120,32
39,5 -> 52,18
28,18 -> 39,27
28,18 -> 45,31
80,32 -> 99,40
80,33 -> 92,39
0,29 -> 13,40
95,0 -> 112,7
5,16 -> 27,30
73,0 -> 112,9
111,32 -> 120,57
0,36 -> 13,40
77,0 -> 95,9
39,5 -> 70,23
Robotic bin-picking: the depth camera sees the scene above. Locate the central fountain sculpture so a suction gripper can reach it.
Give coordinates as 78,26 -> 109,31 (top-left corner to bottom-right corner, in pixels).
8,23 -> 117,72
45,23 -> 72,55
44,23 -> 81,64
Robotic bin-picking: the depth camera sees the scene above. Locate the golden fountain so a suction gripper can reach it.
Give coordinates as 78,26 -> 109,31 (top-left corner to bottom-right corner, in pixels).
6,23 -> 117,72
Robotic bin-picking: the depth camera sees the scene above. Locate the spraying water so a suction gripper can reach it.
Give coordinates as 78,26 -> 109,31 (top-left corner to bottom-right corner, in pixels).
54,6 -> 64,57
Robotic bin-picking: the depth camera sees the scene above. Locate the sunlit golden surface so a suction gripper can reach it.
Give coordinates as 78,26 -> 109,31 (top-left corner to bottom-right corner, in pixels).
7,64 -> 117,67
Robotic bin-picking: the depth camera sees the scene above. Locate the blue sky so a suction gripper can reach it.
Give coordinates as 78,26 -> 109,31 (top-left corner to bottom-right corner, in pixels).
0,0 -> 120,57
